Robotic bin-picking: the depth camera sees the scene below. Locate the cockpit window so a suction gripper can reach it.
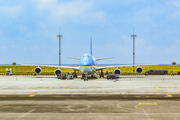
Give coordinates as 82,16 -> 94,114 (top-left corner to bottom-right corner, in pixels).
83,56 -> 89,58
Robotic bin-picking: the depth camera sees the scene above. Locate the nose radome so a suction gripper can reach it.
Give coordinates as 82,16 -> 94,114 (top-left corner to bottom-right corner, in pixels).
83,59 -> 89,65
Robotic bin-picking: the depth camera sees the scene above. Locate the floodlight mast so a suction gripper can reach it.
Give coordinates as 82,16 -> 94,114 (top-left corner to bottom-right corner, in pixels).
57,29 -> 63,67
131,28 -> 137,73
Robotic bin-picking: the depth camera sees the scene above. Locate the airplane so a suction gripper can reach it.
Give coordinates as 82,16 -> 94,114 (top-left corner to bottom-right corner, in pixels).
33,36 -> 143,81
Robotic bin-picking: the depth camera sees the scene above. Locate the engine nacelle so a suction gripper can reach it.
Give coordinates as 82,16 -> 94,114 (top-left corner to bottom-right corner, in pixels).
34,67 -> 42,74
136,67 -> 143,74
114,69 -> 121,75
55,69 -> 62,75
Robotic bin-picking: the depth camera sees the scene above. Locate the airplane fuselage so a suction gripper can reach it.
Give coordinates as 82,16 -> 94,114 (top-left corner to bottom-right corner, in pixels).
79,54 -> 96,74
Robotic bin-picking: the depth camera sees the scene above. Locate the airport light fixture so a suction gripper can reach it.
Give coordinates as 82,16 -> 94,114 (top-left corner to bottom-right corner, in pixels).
57,33 -> 63,67
131,28 -> 137,73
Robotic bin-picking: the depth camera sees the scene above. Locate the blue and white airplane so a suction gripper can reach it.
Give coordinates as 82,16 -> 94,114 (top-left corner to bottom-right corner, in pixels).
33,36 -> 143,80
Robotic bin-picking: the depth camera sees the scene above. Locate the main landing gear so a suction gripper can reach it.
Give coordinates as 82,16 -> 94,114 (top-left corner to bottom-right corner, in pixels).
100,70 -> 104,78
73,70 -> 77,78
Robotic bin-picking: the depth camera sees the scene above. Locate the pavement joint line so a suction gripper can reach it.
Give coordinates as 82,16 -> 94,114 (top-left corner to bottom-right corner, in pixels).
143,110 -> 151,120
14,109 -> 34,120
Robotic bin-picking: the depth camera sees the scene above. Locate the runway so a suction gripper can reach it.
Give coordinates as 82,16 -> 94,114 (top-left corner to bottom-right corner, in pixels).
1,99 -> 180,120
0,75 -> 180,119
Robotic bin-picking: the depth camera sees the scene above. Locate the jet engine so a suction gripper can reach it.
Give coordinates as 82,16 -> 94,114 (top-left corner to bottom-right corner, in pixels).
136,67 -> 143,74
34,67 -> 42,74
114,69 -> 121,75
55,69 -> 62,75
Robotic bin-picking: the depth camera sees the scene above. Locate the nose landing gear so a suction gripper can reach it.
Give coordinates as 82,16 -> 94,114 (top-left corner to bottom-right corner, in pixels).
84,75 -> 88,81
82,74 -> 88,81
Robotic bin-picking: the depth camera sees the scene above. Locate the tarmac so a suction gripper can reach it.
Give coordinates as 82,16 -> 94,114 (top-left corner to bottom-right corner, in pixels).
0,75 -> 180,120
0,75 -> 180,95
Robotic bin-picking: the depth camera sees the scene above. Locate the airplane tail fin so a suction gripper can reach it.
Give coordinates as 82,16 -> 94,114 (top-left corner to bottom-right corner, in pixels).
90,35 -> 92,56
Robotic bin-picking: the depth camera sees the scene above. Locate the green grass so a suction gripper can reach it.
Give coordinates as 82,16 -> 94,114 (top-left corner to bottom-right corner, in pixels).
0,65 -> 179,75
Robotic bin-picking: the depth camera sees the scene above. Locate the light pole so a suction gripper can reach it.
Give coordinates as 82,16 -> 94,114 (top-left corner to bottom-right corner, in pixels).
57,30 -> 63,66
131,28 -> 136,73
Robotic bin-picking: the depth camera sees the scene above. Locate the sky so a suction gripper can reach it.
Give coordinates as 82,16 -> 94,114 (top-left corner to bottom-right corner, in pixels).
0,0 -> 180,65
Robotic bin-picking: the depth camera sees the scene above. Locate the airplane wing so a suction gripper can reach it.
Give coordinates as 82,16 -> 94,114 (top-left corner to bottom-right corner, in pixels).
22,64 -> 158,72
57,66 -> 79,71
95,64 -> 158,71
96,57 -> 115,61
21,64 -> 80,71
68,57 -> 80,60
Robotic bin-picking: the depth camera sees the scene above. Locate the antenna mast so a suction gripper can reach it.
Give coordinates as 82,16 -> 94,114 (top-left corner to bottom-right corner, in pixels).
57,28 -> 63,66
131,28 -> 137,73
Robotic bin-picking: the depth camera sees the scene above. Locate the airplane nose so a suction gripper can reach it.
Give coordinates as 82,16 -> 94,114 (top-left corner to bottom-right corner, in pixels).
83,59 -> 89,65
84,61 -> 88,64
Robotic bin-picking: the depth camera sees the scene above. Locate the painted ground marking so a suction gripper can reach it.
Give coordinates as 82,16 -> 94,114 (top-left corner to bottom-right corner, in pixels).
135,102 -> 158,110
28,95 -> 35,97
166,94 -> 173,97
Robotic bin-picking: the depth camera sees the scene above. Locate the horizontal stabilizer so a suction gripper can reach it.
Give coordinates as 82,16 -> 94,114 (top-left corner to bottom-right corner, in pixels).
96,57 -> 115,61
68,57 -> 80,60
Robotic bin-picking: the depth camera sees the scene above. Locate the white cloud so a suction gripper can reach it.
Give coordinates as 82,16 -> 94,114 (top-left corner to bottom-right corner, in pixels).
0,5 -> 22,17
136,38 -> 146,48
107,35 -> 180,64
0,31 -> 2,36
175,40 -> 180,43
94,0 -> 143,5
138,39 -> 180,63
31,0 -> 57,10
31,0 -> 106,25
167,1 -> 180,19
1,46 -> 6,49
168,1 -> 180,8
112,36 -> 132,54
171,11 -> 180,19
133,7 -> 164,27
